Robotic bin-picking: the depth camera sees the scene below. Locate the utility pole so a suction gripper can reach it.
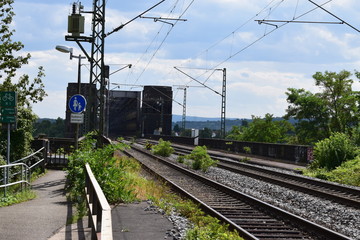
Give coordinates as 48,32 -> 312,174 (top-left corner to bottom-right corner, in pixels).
181,88 -> 187,130
220,68 -> 226,139
64,0 -> 177,146
65,1 -> 107,146
174,67 -> 227,139
174,85 -> 205,131
89,0 -> 106,146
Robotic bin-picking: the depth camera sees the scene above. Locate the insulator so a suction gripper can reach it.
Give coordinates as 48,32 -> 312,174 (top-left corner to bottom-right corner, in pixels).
72,3 -> 76,14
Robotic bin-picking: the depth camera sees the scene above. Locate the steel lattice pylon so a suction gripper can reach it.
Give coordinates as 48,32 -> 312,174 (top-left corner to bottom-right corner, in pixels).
220,68 -> 226,138
88,0 -> 106,140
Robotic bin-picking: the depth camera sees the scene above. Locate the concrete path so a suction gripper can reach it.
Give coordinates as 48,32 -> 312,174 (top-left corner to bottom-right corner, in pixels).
112,202 -> 173,240
0,170 -> 77,240
0,170 -> 175,240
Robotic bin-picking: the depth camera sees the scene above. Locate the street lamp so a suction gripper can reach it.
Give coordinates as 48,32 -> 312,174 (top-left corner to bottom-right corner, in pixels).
56,45 -> 86,94
56,45 -> 86,149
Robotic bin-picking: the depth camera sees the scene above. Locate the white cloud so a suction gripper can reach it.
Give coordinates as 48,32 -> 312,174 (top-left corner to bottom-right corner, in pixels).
8,0 -> 360,120
32,91 -> 66,119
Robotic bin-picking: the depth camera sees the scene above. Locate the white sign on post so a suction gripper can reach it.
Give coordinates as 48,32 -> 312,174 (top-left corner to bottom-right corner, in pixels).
71,113 -> 84,124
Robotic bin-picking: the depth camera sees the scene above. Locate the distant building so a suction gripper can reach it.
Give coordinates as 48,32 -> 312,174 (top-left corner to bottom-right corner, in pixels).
142,86 -> 172,136
107,90 -> 141,138
65,83 -> 173,139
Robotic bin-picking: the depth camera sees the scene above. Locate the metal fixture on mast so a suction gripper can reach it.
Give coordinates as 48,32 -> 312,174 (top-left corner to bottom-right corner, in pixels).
174,67 -> 227,138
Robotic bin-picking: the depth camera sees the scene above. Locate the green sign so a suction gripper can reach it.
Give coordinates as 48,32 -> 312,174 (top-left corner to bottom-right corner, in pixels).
1,92 -> 17,107
1,115 -> 16,123
1,107 -> 16,115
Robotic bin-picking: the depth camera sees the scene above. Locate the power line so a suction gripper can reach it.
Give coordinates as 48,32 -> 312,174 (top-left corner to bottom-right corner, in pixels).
105,0 -> 167,37
174,67 -> 221,96
130,0 -> 195,86
177,0 -> 281,69
307,0 -> 360,33
206,0 -> 334,72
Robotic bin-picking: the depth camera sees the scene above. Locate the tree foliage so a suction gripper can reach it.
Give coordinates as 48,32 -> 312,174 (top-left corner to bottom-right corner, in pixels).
0,0 -> 46,161
226,114 -> 294,143
66,133 -> 136,208
285,70 -> 359,144
33,118 -> 65,138
311,132 -> 358,171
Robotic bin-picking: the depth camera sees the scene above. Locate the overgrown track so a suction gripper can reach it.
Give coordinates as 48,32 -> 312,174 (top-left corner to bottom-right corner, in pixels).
124,144 -> 351,240
139,139 -> 360,209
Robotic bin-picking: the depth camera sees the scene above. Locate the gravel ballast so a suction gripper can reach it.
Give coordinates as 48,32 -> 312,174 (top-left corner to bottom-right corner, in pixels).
166,152 -> 360,239
202,165 -> 360,239
133,144 -> 359,239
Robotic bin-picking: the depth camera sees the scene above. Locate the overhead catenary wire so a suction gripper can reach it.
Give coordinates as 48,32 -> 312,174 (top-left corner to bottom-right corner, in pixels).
294,0 -> 300,19
170,0 -> 286,87
174,67 -> 221,96
177,0 -> 281,70
307,0 -> 360,33
105,0 -> 167,37
205,0 -> 335,74
130,0 -> 195,86
174,0 -> 337,87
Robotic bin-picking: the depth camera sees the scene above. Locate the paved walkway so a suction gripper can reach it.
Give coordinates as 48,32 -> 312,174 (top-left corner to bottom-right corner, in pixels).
0,170 -> 173,240
0,170 -> 87,240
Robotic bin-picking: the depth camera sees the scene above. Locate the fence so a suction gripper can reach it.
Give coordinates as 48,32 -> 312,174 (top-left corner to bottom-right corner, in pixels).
32,138 -> 74,168
1,147 -> 46,197
144,134 -> 312,164
85,163 -> 113,240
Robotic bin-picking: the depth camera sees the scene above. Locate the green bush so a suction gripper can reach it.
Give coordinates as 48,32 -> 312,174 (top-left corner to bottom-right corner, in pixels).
186,146 -> 217,172
243,146 -> 251,154
311,132 -> 358,170
303,157 -> 360,187
66,133 -> 136,214
325,157 -> 360,186
151,139 -> 174,157
177,155 -> 185,163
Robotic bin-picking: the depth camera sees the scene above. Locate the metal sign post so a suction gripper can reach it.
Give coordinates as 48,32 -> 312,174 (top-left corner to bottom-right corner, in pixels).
69,94 -> 87,149
0,91 -> 17,197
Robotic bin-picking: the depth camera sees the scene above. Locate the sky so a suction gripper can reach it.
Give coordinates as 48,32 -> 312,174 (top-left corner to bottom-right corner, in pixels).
8,0 -> 360,120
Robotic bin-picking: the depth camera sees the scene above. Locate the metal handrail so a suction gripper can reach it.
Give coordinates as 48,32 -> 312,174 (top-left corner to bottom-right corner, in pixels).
0,163 -> 30,189
12,147 -> 45,164
1,147 -> 46,196
84,163 -> 113,240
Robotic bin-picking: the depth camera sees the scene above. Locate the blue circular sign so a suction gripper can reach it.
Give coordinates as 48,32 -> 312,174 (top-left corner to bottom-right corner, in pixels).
69,94 -> 87,113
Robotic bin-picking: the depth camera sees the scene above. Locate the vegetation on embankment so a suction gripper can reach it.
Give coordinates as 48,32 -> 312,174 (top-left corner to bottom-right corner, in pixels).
0,161 -> 44,207
65,134 -> 244,240
0,190 -> 36,207
302,132 -> 360,187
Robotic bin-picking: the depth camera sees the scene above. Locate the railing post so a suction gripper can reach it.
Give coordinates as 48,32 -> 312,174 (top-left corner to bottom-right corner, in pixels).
84,163 -> 113,240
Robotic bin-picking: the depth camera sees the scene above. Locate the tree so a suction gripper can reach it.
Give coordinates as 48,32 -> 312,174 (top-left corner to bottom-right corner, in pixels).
285,70 -> 359,144
200,127 -> 213,138
226,126 -> 242,141
0,0 -> 46,161
173,124 -> 181,133
285,88 -> 329,144
241,114 -> 293,143
33,118 -> 65,138
313,71 -> 358,133
226,114 -> 294,143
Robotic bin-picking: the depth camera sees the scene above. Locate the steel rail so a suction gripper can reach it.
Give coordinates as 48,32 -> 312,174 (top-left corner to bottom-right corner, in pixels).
125,144 -> 351,240
154,141 -> 360,209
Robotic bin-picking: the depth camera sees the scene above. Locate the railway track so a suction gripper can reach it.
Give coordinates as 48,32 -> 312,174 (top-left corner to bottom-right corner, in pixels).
138,139 -> 360,209
124,143 -> 351,240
